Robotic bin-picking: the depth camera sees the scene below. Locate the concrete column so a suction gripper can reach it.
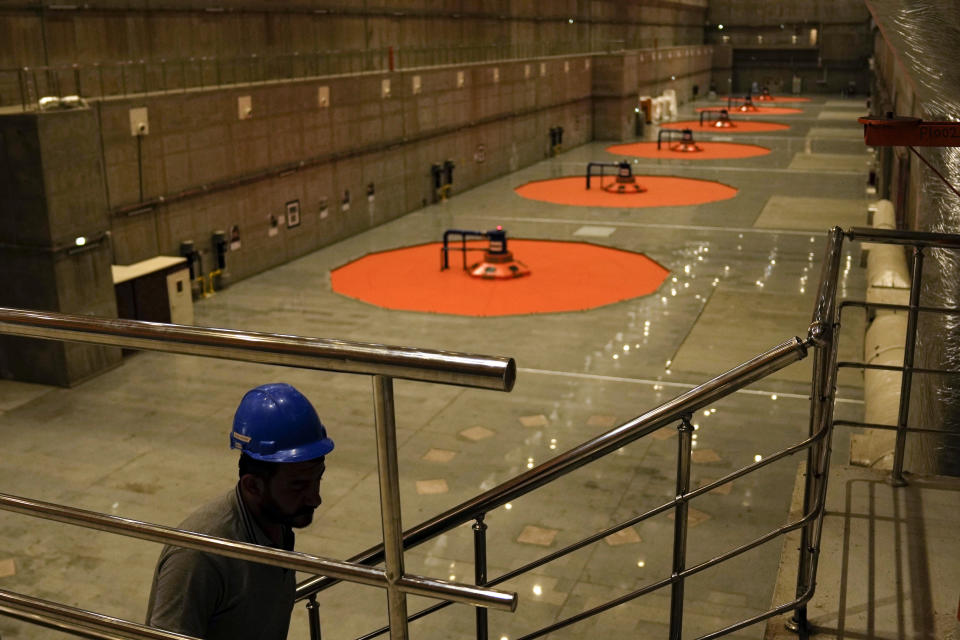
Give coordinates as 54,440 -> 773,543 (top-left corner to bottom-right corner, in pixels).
0,107 -> 121,386
592,54 -> 634,141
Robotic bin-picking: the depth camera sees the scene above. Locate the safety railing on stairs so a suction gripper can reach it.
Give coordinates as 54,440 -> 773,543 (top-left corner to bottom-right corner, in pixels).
298,227 -> 833,638
296,338 -> 824,640
3,226 -> 956,640
295,226 -> 960,640
788,226 -> 960,633
832,227 -> 960,482
0,307 -> 519,640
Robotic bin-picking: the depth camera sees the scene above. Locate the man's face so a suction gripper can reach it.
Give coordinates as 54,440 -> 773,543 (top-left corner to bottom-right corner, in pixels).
260,458 -> 326,529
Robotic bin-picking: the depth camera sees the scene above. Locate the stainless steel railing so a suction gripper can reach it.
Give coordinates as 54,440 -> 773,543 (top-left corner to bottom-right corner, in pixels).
787,226 -> 960,632
4,226 -> 956,640
0,307 -> 519,640
297,334 -> 821,640
297,226 -> 960,640
829,226 -> 960,487
0,588 -> 198,640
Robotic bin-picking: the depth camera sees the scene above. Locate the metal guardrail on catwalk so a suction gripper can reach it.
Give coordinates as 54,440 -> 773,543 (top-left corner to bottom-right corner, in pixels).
0,309 -> 518,640
0,40 -> 638,111
294,226 -> 960,640
1,226 -> 957,640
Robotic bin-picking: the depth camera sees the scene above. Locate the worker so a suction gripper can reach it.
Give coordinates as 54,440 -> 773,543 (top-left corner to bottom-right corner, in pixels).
146,383 -> 334,640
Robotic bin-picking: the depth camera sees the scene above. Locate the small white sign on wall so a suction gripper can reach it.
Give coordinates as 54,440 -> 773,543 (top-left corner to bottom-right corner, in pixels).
317,86 -> 329,108
457,70 -> 465,88
492,67 -> 499,83
524,64 -> 531,79
564,61 -> 570,73
238,95 -> 252,120
412,75 -> 422,95
540,62 -> 547,77
381,78 -> 391,98
129,107 -> 149,136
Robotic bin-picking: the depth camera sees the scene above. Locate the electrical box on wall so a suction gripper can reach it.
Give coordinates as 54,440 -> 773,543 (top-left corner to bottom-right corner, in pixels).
318,86 -> 329,108
238,96 -> 253,120
129,107 -> 149,136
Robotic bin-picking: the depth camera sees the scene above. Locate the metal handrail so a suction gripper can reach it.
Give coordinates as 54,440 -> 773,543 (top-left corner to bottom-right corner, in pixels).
809,226 -> 845,344
847,225 -> 960,248
5,227 -> 956,640
788,224 -> 960,632
0,308 -> 515,391
357,406 -> 836,640
0,492 -> 511,610
308,225 -> 960,640
295,336 -> 809,598
0,588 -> 200,640
0,307 -> 520,639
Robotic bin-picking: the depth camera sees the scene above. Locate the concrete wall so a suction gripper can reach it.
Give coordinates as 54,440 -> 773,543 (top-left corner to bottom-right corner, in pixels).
0,2 -> 706,66
100,56 -> 593,283
0,1 -> 707,107
593,44 -> 713,140
867,10 -> 960,476
704,0 -> 870,95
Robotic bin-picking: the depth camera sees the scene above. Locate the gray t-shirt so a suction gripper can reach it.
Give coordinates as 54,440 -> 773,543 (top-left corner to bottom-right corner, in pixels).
146,486 -> 296,640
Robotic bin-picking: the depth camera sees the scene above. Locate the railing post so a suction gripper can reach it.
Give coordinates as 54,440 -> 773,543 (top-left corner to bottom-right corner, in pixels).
669,414 -> 694,640
473,515 -> 489,640
791,234 -> 844,636
789,327 -> 829,635
372,375 -> 409,640
306,594 -> 322,640
891,245 -> 924,486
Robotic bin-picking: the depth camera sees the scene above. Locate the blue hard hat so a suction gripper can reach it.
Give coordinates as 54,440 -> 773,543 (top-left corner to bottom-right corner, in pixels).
230,383 -> 334,462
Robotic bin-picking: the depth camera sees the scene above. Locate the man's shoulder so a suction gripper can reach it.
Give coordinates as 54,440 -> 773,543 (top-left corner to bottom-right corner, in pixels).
177,488 -> 243,540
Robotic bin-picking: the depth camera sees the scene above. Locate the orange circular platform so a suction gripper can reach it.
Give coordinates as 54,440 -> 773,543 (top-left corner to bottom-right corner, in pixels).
606,141 -> 771,160
330,240 -> 670,316
724,95 -> 811,103
660,120 -> 790,134
514,175 -> 737,207
697,105 -> 803,115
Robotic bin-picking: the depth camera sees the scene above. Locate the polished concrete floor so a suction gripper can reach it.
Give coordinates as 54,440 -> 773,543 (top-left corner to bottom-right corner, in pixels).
0,96 -> 877,640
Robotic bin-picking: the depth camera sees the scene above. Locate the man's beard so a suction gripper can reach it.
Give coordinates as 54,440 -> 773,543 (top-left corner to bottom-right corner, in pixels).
262,498 -> 316,529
